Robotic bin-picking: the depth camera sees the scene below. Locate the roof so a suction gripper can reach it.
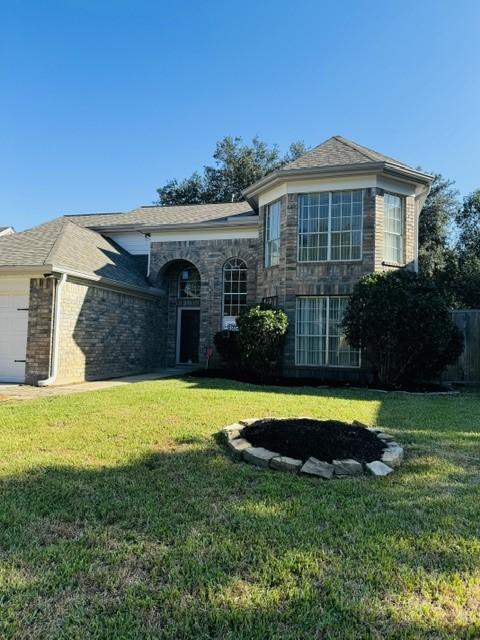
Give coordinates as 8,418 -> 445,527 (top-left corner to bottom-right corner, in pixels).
0,226 -> 14,235
283,135 -> 416,171
0,218 -> 151,289
67,201 -> 255,230
243,136 -> 433,204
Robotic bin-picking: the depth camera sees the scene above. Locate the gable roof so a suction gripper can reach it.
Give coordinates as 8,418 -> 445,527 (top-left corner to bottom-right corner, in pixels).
67,201 -> 255,230
283,136 -> 416,171
0,218 -> 151,289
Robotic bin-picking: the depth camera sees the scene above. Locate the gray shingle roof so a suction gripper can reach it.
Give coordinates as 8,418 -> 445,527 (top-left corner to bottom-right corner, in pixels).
283,135 -> 415,171
67,201 -> 255,230
0,218 -> 150,289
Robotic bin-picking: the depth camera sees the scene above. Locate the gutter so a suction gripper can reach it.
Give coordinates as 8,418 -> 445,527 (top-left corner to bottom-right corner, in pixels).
51,266 -> 164,297
87,217 -> 258,235
37,273 -> 67,387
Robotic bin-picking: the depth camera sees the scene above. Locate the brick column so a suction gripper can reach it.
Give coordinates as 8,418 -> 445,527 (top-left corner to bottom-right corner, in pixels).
25,278 -> 55,385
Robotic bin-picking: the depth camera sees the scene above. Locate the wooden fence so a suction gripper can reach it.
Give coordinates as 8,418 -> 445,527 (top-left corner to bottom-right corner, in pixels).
443,310 -> 480,383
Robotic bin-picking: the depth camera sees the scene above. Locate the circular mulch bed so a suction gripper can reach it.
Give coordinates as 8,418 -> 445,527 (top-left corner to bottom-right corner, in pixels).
241,418 -> 385,463
222,418 -> 404,479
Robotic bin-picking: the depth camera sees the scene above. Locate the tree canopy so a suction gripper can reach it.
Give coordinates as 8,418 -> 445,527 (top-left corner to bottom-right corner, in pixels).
155,136 -> 308,206
418,174 -> 459,276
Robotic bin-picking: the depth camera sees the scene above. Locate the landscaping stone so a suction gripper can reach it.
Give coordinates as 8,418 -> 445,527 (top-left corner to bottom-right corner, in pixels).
270,456 -> 303,472
333,458 -> 363,477
239,418 -> 262,427
381,446 -> 404,468
227,437 -> 251,460
222,423 -> 243,440
243,447 -> 279,468
223,419 -> 404,479
300,457 -> 335,479
365,460 -> 394,476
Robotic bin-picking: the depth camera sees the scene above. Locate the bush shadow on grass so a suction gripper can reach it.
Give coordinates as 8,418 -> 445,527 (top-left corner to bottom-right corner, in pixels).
0,441 -> 479,639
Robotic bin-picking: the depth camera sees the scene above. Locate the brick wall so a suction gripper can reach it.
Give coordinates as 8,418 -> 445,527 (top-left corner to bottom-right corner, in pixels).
25,278 -> 55,385
55,280 -> 161,384
149,238 -> 258,367
256,188 -> 417,380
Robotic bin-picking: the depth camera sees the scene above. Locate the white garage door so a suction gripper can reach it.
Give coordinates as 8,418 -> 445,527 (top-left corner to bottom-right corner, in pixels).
0,278 -> 30,383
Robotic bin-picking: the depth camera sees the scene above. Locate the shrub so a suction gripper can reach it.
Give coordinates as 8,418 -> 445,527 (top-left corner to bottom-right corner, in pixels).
213,330 -> 240,368
343,270 -> 464,386
236,304 -> 289,379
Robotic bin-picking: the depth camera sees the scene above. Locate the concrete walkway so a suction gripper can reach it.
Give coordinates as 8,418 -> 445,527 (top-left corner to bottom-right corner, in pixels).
0,367 -> 199,402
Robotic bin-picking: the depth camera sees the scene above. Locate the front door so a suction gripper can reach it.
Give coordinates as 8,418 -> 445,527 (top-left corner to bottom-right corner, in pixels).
178,309 -> 200,364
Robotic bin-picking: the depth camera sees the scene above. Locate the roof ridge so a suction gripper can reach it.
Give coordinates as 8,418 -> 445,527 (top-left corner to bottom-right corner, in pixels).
138,200 -> 248,210
66,211 -> 124,218
331,136 -> 377,162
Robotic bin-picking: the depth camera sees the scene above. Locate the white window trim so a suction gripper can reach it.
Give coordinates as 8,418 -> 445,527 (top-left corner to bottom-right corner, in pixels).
295,296 -> 361,368
297,189 -> 364,263
265,199 -> 281,268
222,257 -> 248,325
383,192 -> 405,264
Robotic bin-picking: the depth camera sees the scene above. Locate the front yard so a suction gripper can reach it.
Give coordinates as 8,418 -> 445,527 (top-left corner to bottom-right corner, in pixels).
0,377 -> 479,639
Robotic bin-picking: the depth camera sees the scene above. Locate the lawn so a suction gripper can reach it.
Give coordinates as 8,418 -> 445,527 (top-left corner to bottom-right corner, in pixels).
0,377 -> 479,639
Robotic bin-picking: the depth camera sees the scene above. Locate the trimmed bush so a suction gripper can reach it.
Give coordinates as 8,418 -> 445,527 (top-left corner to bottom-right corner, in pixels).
343,270 -> 464,386
236,305 -> 289,379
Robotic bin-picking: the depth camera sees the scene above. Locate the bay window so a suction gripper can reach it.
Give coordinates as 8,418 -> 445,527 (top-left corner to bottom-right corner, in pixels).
295,296 -> 360,367
383,193 -> 404,263
298,190 -> 363,261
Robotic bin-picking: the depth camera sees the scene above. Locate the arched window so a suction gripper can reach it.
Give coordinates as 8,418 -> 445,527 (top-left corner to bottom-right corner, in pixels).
223,258 -> 247,319
178,267 -> 201,298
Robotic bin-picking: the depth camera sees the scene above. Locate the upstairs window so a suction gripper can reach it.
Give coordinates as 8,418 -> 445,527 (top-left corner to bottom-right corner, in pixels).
298,190 -> 363,261
223,258 -> 247,319
265,200 -> 281,267
384,193 -> 404,263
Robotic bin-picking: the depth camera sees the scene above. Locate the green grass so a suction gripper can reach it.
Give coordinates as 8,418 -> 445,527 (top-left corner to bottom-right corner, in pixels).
0,377 -> 479,639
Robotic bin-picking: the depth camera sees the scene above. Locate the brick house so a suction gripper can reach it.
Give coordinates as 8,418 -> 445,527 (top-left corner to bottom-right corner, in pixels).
0,136 -> 432,385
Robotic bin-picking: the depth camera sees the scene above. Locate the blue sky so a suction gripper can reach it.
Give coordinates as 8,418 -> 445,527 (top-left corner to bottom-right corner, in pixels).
2,0 -> 479,231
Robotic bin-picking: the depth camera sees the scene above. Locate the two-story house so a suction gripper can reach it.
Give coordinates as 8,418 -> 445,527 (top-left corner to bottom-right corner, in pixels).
0,136 -> 432,385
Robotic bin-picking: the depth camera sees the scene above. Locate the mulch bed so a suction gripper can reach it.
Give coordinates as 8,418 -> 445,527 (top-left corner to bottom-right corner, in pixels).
240,418 -> 386,463
192,369 -> 452,393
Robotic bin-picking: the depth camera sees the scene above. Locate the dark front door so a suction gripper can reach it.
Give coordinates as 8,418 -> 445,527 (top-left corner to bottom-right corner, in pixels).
178,309 -> 200,364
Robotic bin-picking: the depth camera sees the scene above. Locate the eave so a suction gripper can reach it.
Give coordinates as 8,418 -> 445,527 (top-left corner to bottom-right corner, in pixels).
88,216 -> 259,235
242,162 -> 434,209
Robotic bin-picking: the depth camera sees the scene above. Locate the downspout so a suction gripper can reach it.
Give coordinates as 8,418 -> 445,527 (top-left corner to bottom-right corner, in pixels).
37,273 -> 67,386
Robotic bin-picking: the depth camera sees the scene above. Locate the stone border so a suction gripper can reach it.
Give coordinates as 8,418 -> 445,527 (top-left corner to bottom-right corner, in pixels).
222,418 -> 404,479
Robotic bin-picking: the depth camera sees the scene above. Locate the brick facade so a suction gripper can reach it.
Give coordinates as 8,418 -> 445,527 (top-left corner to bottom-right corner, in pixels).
22,185 -> 418,385
55,280 -> 161,384
25,277 -> 161,385
149,238 -> 258,367
25,278 -> 55,384
256,188 -> 417,380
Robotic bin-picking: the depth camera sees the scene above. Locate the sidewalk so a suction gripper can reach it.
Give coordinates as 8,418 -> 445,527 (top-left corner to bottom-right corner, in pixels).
0,367 -> 198,402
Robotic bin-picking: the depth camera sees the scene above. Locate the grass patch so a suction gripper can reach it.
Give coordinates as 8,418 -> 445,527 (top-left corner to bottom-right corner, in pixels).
0,377 -> 479,638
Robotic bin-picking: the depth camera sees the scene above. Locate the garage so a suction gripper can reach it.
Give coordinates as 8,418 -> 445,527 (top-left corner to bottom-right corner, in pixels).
0,277 -> 30,383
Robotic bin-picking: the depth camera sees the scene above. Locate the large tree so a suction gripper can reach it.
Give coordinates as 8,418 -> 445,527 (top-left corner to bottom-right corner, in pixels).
155,136 -> 308,206
418,173 -> 459,276
456,189 -> 480,255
